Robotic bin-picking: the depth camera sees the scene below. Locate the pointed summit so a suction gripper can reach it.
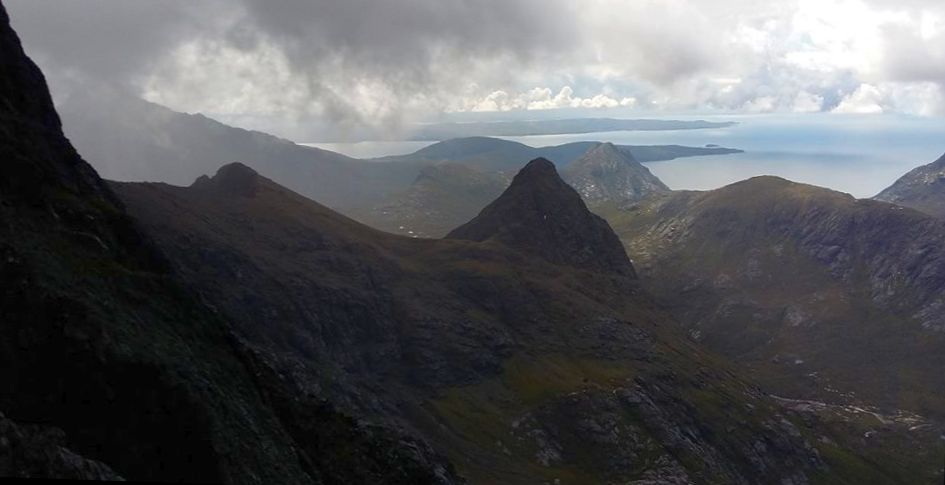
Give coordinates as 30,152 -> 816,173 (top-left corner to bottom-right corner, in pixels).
563,142 -> 669,205
446,158 -> 635,276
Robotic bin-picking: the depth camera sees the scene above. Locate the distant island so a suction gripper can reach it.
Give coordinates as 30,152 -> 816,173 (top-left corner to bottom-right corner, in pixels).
408,117 -> 737,140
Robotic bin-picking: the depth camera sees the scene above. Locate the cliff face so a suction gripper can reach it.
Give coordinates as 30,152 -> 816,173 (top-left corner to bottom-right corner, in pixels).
0,3 -> 459,483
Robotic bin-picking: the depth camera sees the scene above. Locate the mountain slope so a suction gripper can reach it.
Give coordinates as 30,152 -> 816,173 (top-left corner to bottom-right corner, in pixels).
563,142 -> 669,205
1,6 -> 294,479
603,176 -> 945,424
874,152 -> 945,218
352,163 -> 511,238
56,84 -> 425,209
0,4 -> 459,483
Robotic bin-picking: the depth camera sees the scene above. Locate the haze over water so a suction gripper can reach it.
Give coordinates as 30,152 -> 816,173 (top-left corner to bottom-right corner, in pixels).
308,114 -> 945,198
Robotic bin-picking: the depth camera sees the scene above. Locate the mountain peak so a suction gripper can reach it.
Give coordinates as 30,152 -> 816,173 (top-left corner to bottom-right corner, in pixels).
191,162 -> 260,196
446,158 -> 636,277
563,143 -> 669,205
589,141 -> 622,156
517,156 -> 558,176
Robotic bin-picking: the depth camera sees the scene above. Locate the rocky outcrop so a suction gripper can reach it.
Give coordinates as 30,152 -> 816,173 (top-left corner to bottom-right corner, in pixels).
0,412 -> 123,480
191,162 -> 262,197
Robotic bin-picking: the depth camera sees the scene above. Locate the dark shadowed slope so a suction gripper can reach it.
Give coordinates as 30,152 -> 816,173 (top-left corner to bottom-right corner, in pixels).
0,4 -> 301,480
0,4 -> 460,483
447,158 -> 636,277
563,142 -> 669,206
117,158 -> 943,483
604,176 -> 945,425
874,152 -> 945,218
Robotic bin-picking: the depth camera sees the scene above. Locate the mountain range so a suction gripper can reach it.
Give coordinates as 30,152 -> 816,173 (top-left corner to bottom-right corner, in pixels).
376,136 -> 742,172
357,141 -> 673,237
112,159 -> 936,483
114,159 -> 941,483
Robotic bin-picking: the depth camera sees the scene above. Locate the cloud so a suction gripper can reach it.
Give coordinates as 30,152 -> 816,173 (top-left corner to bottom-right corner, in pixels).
833,84 -> 886,113
5,1 -> 222,84
5,0 -> 945,140
461,86 -> 636,112
831,82 -> 945,115
792,91 -> 825,112
880,22 -> 945,84
466,86 -> 635,112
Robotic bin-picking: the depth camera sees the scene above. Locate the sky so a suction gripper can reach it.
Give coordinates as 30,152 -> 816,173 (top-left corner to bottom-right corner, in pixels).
6,0 -> 945,140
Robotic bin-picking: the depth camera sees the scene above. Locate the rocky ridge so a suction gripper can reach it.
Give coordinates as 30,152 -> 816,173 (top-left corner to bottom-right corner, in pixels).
874,152 -> 945,218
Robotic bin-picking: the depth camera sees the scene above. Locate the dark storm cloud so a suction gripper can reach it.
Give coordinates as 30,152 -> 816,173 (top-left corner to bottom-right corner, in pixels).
4,0 -> 211,82
6,0 -> 576,89
240,0 -> 576,67
227,0 -> 579,129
